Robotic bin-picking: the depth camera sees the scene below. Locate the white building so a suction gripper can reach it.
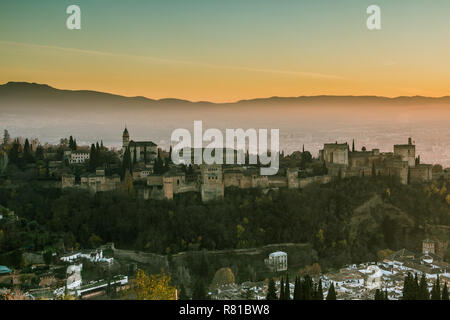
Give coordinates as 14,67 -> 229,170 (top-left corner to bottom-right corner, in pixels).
60,252 -> 81,263
66,263 -> 83,290
60,249 -> 113,264
265,251 -> 288,272
69,151 -> 90,164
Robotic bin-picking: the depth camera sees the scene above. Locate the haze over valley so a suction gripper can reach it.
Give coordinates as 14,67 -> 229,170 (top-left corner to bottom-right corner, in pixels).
1,82 -> 450,167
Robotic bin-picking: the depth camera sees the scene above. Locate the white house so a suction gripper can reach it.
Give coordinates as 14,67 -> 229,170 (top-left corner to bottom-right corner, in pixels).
265,251 -> 288,272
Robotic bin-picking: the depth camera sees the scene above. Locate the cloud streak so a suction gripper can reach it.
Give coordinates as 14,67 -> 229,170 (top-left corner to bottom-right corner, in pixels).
0,40 -> 345,80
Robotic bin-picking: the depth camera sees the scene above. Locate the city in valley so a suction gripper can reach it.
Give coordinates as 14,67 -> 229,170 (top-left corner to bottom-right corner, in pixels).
0,128 -> 449,300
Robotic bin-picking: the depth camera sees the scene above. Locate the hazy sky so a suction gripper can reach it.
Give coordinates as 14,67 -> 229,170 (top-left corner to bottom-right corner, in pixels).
1,0 -> 450,102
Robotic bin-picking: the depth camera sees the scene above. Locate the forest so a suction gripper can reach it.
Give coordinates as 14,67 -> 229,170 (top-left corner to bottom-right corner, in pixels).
1,173 -> 449,271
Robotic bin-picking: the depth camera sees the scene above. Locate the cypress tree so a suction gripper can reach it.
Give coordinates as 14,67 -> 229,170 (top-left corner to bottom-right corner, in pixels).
326,282 -> 336,300
303,275 -> 313,300
436,275 -> 441,299
2,129 -> 10,146
418,273 -> 429,300
317,279 -> 324,300
266,278 -> 277,300
23,138 -> 34,163
293,277 -> 299,300
413,273 -> 419,299
35,145 -> 44,160
431,275 -> 441,300
374,289 -> 382,300
284,274 -> 290,300
279,277 -> 285,300
8,140 -> 20,165
89,143 -> 96,172
121,146 -> 132,178
352,139 -> 355,152
402,273 -> 416,300
442,282 -> 449,300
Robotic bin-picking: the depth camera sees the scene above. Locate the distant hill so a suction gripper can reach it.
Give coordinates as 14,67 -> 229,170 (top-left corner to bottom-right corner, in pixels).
2,82 -> 450,113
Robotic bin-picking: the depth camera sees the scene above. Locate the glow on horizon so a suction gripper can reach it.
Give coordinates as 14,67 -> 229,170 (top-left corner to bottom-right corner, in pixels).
1,0 -> 450,102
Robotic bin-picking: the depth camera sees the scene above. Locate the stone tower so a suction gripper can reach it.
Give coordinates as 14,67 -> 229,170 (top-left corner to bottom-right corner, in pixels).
200,164 -> 224,201
394,138 -> 415,167
122,127 -> 130,149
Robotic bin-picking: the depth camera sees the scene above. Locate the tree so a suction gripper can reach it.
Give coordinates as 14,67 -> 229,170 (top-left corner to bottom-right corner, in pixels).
89,234 -> 103,248
442,282 -> 449,300
192,279 -> 207,300
121,146 -> 133,178
374,289 -> 383,300
2,130 -> 10,146
418,273 -> 429,300
35,145 -> 44,160
431,275 -> 441,300
326,282 -> 336,300
294,277 -> 302,300
89,144 -> 97,172
23,139 -> 34,163
179,283 -> 190,300
134,269 -> 176,300
352,139 -> 355,152
43,251 -> 53,265
284,274 -> 290,300
8,140 -> 20,166
0,150 -> 8,175
402,273 -> 419,300
266,278 -> 277,300
301,275 -> 314,300
316,279 -> 324,300
279,277 -> 285,300
211,267 -> 235,289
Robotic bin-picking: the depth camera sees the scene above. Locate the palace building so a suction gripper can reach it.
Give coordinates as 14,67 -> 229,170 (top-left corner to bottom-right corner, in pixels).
122,127 -> 158,163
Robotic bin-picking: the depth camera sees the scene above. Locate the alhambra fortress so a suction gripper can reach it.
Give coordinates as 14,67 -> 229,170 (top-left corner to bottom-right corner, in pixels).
61,128 -> 443,202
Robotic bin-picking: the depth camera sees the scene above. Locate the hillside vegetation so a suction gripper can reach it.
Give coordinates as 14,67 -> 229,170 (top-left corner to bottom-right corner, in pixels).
0,176 -> 449,269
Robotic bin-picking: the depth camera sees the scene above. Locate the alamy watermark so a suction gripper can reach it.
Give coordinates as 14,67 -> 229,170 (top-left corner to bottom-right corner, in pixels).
66,5 -> 81,30
171,121 -> 279,176
367,5 -> 381,30
66,5 -> 381,31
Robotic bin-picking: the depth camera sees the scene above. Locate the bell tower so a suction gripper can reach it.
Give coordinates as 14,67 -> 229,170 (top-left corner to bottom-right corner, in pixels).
122,127 -> 130,149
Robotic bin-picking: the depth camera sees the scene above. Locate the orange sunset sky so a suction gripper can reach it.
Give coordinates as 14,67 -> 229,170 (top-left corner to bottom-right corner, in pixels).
1,0 -> 450,102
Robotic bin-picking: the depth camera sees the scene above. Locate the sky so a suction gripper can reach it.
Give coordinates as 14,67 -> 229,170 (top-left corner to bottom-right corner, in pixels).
1,0 -> 450,102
